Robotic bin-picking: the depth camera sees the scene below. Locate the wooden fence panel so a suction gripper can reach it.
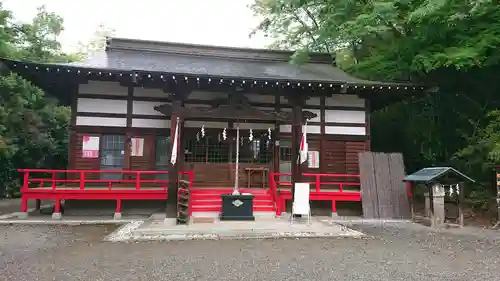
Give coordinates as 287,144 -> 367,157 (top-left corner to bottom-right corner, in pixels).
358,152 -> 410,219
359,152 -> 379,218
388,153 -> 411,218
373,153 -> 394,218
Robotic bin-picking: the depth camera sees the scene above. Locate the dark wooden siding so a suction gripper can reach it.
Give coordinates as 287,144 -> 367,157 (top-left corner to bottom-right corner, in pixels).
346,140 -> 368,174
322,138 -> 368,174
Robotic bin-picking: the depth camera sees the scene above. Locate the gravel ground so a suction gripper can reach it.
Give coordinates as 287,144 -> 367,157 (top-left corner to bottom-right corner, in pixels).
0,199 -> 52,216
1,222 -> 500,281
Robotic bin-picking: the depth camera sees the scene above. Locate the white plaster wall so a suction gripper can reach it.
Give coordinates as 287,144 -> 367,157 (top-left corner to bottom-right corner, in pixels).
77,98 -> 127,114
132,118 -> 170,128
76,116 -> 126,127
325,126 -> 366,135
78,81 -> 127,96
325,110 -> 365,124
132,100 -> 165,116
279,124 -> 321,134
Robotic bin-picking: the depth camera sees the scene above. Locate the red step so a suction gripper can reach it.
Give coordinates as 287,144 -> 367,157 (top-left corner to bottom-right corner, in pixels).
190,188 -> 269,195
188,188 -> 276,213
190,194 -> 273,201
192,199 -> 273,206
191,205 -> 275,212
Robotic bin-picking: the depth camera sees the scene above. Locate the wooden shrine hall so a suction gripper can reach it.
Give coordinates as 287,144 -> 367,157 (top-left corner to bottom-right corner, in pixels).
1,37 -> 426,221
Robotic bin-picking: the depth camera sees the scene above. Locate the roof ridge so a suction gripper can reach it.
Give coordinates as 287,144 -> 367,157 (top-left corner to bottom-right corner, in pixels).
105,37 -> 335,64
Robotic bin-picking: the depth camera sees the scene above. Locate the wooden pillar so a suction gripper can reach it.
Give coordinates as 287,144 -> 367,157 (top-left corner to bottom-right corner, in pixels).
166,99 -> 182,218
408,182 -> 416,221
458,182 -> 465,226
273,91 -> 280,179
364,98 -> 372,151
320,96 -> 326,174
290,98 -> 303,203
124,85 -> 134,176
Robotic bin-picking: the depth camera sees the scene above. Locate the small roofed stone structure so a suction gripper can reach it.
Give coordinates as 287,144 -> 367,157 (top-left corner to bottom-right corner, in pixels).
404,167 -> 474,228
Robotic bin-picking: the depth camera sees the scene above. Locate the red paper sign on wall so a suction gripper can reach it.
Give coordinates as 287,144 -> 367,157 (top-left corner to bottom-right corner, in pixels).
82,136 -> 100,158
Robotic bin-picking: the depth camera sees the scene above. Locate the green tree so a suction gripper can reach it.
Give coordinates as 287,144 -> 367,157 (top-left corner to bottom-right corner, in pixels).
251,0 -> 500,194
0,3 -> 72,196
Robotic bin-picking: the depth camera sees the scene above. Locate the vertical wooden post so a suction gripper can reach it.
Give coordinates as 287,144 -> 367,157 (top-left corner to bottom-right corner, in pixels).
458,182 -> 465,227
166,99 -> 182,218
290,100 -> 303,204
427,184 -> 435,227
124,85 -> 134,175
320,96 -> 326,174
273,91 -> 280,184
407,182 -> 415,221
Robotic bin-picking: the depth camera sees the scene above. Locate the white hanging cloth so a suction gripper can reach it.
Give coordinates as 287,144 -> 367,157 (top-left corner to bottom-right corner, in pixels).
299,122 -> 309,164
170,117 -> 180,165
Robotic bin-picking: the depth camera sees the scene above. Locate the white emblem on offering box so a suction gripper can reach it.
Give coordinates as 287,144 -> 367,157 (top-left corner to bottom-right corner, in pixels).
232,199 -> 243,207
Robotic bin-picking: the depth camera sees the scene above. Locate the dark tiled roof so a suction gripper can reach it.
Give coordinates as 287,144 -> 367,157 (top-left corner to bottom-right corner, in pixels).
404,167 -> 475,183
64,37 -> 404,85
69,50 -> 377,84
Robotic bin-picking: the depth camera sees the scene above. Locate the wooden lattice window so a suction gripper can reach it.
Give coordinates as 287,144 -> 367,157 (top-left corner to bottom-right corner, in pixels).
184,129 -> 272,164
233,136 -> 273,164
100,135 -> 125,180
184,135 -> 229,163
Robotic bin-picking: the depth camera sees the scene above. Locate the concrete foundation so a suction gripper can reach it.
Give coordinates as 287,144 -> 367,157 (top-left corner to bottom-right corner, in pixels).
51,212 -> 62,220
17,212 -> 28,219
113,212 -> 122,220
149,213 -> 166,220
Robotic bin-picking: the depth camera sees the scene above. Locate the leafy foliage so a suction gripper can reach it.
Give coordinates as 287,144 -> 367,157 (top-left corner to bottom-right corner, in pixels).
251,0 -> 500,203
0,4 -> 73,196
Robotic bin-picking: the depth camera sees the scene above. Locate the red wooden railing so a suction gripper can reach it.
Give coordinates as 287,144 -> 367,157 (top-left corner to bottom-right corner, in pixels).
268,172 -> 281,215
302,173 -> 361,192
269,172 -> 362,216
18,169 -> 194,214
270,172 -> 361,192
19,169 -> 173,192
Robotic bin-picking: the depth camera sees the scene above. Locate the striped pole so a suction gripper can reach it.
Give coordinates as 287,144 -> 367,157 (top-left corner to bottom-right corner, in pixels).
493,171 -> 500,229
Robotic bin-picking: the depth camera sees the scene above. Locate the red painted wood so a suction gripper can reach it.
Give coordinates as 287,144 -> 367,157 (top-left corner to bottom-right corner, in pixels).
19,169 -> 364,217
269,172 -> 362,215
189,187 -> 276,214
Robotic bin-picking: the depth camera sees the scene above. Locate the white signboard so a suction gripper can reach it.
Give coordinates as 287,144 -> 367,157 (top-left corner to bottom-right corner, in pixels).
308,151 -> 319,168
292,183 -> 310,215
82,136 -> 99,158
131,138 -> 144,157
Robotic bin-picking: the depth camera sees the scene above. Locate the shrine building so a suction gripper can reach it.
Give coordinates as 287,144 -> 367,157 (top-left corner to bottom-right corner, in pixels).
2,37 -> 425,221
